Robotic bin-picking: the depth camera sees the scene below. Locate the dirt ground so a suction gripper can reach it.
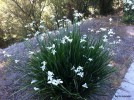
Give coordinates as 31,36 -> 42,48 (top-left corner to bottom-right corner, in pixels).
0,16 -> 134,100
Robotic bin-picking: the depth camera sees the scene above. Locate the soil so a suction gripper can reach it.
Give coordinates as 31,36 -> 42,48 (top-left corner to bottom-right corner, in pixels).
0,16 -> 134,100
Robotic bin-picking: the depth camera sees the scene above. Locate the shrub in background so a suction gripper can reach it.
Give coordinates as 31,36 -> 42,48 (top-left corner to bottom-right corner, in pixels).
0,0 -> 119,48
0,0 -> 47,48
98,0 -> 114,15
45,0 -> 116,25
66,0 -> 114,17
123,0 -> 134,24
68,0 -> 91,17
26,23 -> 115,99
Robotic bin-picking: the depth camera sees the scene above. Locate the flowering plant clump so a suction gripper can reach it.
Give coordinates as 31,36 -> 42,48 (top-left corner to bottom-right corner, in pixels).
27,25 -> 115,99
123,0 -> 134,24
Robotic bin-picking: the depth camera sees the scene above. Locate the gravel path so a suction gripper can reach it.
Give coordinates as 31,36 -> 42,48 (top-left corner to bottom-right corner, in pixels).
112,62 -> 134,100
112,26 -> 134,100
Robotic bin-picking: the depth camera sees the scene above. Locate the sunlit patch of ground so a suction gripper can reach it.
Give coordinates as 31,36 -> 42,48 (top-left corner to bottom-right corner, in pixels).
0,61 -> 6,69
126,26 -> 134,36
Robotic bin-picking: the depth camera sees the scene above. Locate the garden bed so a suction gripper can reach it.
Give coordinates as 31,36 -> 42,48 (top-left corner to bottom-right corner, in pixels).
0,16 -> 134,100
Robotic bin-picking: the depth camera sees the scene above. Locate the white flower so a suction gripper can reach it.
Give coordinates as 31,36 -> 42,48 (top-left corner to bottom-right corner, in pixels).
48,79 -> 62,85
103,35 -> 107,39
77,72 -> 84,78
109,18 -> 112,22
15,60 -> 19,64
88,28 -> 91,31
48,31 -> 52,34
67,39 -> 73,43
63,16 -> 67,19
80,39 -> 86,43
70,31 -> 72,33
91,29 -> 94,32
83,46 -> 85,48
99,45 -> 104,49
46,47 -> 52,50
27,34 -> 31,37
29,23 -> 33,27
42,61 -> 47,66
77,66 -> 83,70
29,51 -> 34,55
34,31 -> 40,36
118,39 -> 121,42
108,64 -> 113,67
72,66 -> 84,78
56,79 -> 63,84
6,54 -> 11,57
48,79 -> 59,86
82,18 -> 86,22
48,76 -> 53,81
39,25 -> 44,29
47,71 -> 54,81
83,55 -> 87,58
100,28 -> 107,31
83,35 -> 87,39
32,21 -> 36,24
109,34 -> 113,37
46,44 -> 55,50
82,83 -> 88,88
37,50 -> 40,53
88,58 -> 93,61
50,15 -> 55,19
132,5 -> 134,10
3,51 -> 11,57
71,66 -> 75,70
47,71 -> 63,86
51,49 -> 56,55
88,18 -> 93,20
34,87 -> 39,91
41,65 -> 46,71
2,51 -> 6,54
125,7 -> 129,11
116,36 -> 120,39
108,29 -> 115,35
74,11 -> 83,17
103,38 -> 108,42
24,25 -> 28,28
47,79 -> 53,84
63,36 -> 73,43
96,30 -> 101,33
61,39 -> 66,44
76,22 -> 81,26
31,80 -> 37,84
64,36 -> 69,40
40,35 -> 44,41
89,46 -> 95,49
52,44 -> 55,48
30,0 -> 34,4
48,71 -> 54,77
74,66 -> 83,73
128,0 -> 132,4
40,20 -> 44,23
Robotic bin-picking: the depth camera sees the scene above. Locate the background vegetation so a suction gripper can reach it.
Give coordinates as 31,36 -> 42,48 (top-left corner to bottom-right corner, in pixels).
123,0 -> 134,24
0,0 -> 124,48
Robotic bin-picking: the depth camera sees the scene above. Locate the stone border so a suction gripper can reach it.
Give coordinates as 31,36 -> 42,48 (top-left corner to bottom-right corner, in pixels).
112,62 -> 134,100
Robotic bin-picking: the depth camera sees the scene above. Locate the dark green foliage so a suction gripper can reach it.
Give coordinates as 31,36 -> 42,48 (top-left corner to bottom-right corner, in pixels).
28,27 -> 115,100
98,0 -> 114,15
69,0 -> 91,17
51,0 -> 115,22
123,1 -> 134,24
